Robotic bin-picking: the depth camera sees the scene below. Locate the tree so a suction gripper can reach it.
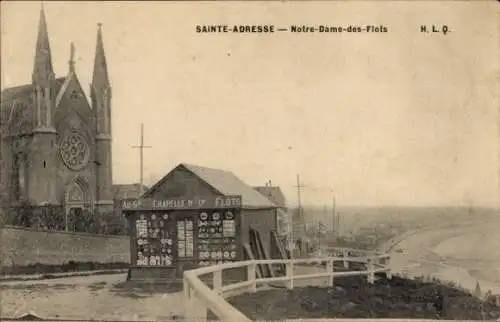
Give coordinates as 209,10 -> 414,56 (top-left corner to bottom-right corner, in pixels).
474,281 -> 482,298
0,126 -> 8,228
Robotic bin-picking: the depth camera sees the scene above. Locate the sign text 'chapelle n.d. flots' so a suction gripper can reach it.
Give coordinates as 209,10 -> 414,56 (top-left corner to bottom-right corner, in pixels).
120,195 -> 242,211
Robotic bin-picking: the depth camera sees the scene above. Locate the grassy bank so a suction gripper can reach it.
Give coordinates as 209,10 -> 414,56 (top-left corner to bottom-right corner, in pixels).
228,274 -> 500,320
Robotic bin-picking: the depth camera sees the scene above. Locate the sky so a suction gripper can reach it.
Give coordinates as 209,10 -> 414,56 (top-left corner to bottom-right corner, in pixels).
1,1 -> 498,208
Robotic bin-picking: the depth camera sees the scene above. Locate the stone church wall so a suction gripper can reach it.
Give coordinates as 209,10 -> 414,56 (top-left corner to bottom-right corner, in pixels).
0,225 -> 130,269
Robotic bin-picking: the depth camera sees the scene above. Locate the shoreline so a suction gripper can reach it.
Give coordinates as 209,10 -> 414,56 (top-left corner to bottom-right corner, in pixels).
390,223 -> 500,295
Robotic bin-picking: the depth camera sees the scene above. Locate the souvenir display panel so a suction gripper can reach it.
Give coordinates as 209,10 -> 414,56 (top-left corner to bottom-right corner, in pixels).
135,213 -> 174,266
197,210 -> 237,266
177,218 -> 194,258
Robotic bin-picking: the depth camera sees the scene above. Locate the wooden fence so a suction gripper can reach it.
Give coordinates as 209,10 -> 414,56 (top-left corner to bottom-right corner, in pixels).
183,248 -> 391,322
182,247 -> 491,322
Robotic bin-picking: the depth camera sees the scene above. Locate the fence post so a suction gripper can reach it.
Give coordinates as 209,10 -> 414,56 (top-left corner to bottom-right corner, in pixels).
326,259 -> 334,286
183,280 -> 194,320
286,261 -> 294,289
183,276 -> 207,321
343,249 -> 349,268
367,257 -> 375,284
247,263 -> 257,293
213,269 -> 222,294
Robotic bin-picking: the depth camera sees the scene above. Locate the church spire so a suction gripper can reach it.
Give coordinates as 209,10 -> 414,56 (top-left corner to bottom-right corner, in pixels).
68,42 -> 76,73
32,4 -> 55,132
92,23 -> 110,90
91,23 -> 111,137
32,4 -> 54,84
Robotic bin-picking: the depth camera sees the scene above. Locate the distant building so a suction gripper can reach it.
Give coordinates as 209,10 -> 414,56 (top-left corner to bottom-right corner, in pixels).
112,183 -> 148,200
254,184 -> 288,236
254,185 -> 287,210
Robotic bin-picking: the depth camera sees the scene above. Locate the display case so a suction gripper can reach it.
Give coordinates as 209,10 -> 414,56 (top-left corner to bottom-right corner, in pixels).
134,212 -> 174,267
196,209 -> 237,266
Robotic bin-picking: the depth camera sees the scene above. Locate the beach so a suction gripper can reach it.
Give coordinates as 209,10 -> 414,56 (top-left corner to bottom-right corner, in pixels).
391,219 -> 500,294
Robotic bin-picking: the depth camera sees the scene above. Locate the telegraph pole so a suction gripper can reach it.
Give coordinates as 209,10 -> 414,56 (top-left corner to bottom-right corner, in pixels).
332,196 -> 336,235
337,211 -> 341,238
293,174 -> 306,225
132,123 -> 152,195
291,174 -> 306,256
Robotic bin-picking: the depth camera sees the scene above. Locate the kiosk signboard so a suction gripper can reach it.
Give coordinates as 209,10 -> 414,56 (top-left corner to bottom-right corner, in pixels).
119,195 -> 242,211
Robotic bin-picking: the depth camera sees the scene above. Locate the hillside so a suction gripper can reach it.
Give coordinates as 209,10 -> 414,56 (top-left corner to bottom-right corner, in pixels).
229,275 -> 500,321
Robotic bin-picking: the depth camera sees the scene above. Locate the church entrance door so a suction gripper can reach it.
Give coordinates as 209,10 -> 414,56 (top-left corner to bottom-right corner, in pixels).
69,206 -> 86,232
65,178 -> 91,232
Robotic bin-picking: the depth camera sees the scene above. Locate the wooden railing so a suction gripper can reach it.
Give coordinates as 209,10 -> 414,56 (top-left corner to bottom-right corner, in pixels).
183,248 -> 391,322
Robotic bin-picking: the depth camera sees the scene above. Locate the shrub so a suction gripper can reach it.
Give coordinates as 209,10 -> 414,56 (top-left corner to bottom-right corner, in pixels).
4,205 -> 128,236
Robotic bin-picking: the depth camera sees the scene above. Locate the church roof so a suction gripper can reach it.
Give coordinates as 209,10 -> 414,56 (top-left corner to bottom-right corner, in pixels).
254,186 -> 287,209
145,163 -> 277,209
1,78 -> 66,136
1,78 -> 66,103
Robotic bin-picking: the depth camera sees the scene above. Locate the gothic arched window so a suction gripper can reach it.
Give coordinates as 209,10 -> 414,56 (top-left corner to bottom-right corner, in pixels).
67,182 -> 85,202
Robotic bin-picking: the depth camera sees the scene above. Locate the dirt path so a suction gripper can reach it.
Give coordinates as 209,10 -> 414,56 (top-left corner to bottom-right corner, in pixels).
0,265 -> 329,321
0,273 -> 187,320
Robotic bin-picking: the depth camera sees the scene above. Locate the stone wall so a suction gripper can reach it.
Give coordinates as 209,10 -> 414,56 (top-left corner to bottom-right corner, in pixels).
0,225 -> 130,268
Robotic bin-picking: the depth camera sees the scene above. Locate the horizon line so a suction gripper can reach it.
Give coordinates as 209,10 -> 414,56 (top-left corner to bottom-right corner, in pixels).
289,204 -> 500,210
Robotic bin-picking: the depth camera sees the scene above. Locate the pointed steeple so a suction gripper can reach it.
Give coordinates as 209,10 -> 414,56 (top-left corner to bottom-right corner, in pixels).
474,281 -> 482,297
91,23 -> 111,137
32,4 -> 54,84
69,42 -> 76,73
92,23 -> 110,90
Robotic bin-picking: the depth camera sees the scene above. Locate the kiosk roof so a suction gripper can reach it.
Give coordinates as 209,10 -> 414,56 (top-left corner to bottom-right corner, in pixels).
144,163 -> 276,209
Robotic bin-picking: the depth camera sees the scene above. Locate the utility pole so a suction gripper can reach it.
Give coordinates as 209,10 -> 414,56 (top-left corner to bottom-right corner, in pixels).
132,123 -> 152,195
293,174 -> 306,226
332,196 -> 336,235
291,174 -> 306,257
337,211 -> 341,238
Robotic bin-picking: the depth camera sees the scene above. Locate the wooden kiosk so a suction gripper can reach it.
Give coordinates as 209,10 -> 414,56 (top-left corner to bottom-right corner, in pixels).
119,195 -> 244,282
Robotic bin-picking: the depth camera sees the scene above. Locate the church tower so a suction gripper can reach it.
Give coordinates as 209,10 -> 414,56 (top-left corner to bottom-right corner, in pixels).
91,23 -> 114,211
28,6 -> 58,205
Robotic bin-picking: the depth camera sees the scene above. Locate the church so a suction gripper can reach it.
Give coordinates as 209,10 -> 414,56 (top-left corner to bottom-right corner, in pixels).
0,7 -> 113,219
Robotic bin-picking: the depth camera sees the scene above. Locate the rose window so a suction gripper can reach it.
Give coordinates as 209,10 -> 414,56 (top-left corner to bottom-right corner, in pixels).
60,132 -> 90,170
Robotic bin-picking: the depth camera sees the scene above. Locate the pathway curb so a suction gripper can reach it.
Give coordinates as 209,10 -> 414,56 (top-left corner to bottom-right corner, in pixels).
0,268 -> 127,283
